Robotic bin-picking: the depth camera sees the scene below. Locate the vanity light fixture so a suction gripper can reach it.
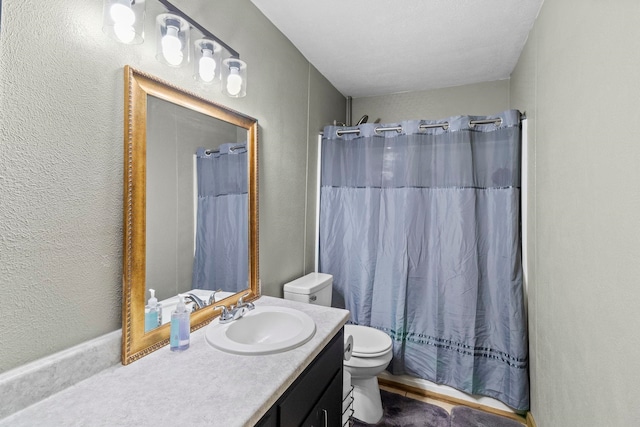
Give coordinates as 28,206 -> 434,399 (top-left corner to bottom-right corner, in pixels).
222,58 -> 247,98
102,0 -> 145,44
194,39 -> 222,83
156,13 -> 190,67
103,0 -> 248,97
156,0 -> 248,97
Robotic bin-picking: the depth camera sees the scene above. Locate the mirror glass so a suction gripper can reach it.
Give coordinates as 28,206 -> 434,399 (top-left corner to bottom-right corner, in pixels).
122,66 -> 259,364
146,96 -> 248,327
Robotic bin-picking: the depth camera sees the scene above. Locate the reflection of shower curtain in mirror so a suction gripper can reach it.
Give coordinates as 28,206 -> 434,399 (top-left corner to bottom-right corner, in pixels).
192,143 -> 248,292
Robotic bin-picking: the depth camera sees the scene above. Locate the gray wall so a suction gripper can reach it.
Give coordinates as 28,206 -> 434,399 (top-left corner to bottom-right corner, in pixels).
352,79 -> 510,124
510,0 -> 640,425
0,0 -> 345,373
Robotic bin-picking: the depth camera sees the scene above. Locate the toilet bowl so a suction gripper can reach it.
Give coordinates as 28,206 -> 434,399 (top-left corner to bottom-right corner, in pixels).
343,324 -> 393,424
283,273 -> 393,425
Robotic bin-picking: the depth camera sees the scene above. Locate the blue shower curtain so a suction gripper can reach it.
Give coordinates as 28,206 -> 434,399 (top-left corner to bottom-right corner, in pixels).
192,143 -> 248,293
319,110 -> 529,410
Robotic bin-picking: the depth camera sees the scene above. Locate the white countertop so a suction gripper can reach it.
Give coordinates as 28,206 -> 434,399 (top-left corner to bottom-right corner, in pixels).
0,297 -> 349,427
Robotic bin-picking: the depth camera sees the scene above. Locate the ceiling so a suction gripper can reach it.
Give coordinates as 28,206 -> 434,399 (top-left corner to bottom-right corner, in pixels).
250,0 -> 544,98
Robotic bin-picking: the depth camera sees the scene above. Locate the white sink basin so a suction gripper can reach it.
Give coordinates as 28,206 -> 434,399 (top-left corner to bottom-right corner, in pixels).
205,306 -> 316,355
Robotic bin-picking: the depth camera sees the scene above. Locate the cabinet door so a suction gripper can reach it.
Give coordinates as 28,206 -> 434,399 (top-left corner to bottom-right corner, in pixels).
279,331 -> 343,426
300,371 -> 342,427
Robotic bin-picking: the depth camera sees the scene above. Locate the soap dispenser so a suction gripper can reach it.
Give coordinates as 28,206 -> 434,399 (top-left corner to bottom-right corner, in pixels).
145,289 -> 162,332
170,294 -> 190,352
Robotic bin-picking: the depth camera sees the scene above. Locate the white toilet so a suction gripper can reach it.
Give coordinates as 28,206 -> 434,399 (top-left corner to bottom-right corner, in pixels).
284,273 -> 393,424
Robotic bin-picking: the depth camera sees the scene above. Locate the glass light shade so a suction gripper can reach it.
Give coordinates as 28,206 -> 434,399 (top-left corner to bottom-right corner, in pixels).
221,58 -> 247,98
102,0 -> 145,44
194,39 -> 222,83
155,13 -> 190,67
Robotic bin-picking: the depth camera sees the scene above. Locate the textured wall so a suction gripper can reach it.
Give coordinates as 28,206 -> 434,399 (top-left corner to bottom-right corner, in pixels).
352,80 -> 510,124
0,0 -> 344,373
0,0 -> 124,374
510,0 -> 640,425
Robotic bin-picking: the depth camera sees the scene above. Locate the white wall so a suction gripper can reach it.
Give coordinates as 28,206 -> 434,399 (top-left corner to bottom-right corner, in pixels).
510,0 -> 640,425
0,0 -> 345,373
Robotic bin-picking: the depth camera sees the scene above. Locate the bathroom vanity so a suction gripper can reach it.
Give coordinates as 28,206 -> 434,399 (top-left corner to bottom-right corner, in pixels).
257,329 -> 344,426
0,297 -> 349,427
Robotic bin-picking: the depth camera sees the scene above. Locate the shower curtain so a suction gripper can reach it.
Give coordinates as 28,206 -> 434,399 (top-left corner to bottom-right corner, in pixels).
192,143 -> 248,293
319,110 -> 529,410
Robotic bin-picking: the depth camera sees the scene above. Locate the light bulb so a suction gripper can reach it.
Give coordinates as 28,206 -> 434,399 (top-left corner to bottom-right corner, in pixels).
198,49 -> 216,82
162,25 -> 183,66
226,67 -> 243,96
110,1 -> 135,27
113,23 -> 136,43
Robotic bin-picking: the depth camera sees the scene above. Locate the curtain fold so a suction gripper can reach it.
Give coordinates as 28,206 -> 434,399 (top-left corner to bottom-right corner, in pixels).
192,143 -> 248,293
319,110 -> 529,410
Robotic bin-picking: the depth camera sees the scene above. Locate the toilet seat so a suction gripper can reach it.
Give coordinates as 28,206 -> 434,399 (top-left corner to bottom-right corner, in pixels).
345,325 -> 392,358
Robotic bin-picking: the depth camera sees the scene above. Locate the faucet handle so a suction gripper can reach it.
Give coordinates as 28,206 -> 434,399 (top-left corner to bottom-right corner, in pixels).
214,305 -> 231,320
237,292 -> 255,311
207,289 -> 223,306
237,292 -> 250,307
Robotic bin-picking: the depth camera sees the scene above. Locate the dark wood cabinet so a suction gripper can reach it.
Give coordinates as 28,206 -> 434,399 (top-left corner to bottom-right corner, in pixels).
299,372 -> 342,427
256,329 -> 344,427
256,407 -> 277,427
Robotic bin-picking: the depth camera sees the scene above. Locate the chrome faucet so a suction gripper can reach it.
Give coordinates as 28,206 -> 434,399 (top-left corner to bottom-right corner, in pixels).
214,305 -> 233,323
184,289 -> 224,312
184,293 -> 206,310
215,293 -> 255,324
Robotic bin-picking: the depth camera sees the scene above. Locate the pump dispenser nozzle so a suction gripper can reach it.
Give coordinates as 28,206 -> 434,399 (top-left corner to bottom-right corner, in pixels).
176,294 -> 186,312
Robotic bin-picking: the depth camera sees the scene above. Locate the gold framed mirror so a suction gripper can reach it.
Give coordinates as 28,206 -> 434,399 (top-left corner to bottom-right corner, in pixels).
122,66 -> 259,364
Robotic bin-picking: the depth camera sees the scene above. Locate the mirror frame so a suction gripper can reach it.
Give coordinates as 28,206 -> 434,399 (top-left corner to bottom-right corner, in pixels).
122,66 -> 259,365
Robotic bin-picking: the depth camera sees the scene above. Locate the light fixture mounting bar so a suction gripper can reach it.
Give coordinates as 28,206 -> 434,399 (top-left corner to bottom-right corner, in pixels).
157,0 -> 240,58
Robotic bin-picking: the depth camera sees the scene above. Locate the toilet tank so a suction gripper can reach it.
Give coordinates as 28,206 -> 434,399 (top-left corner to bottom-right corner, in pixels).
283,273 -> 333,307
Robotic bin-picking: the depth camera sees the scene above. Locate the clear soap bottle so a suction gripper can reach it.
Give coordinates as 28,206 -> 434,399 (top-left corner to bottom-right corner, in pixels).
170,294 -> 190,351
144,289 -> 162,332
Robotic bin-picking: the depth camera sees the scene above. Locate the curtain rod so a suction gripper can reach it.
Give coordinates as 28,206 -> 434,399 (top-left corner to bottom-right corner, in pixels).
204,144 -> 245,155
335,118 -> 510,137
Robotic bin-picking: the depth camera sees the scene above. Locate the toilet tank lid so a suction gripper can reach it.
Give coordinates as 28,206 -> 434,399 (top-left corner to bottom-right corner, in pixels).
283,272 -> 333,294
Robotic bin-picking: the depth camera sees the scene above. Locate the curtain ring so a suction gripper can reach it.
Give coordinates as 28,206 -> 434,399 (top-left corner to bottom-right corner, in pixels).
469,118 -> 502,129
336,129 -> 361,137
374,126 -> 403,135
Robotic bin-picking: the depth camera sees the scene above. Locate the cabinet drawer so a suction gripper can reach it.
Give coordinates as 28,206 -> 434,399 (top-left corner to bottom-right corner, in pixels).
279,330 -> 344,426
